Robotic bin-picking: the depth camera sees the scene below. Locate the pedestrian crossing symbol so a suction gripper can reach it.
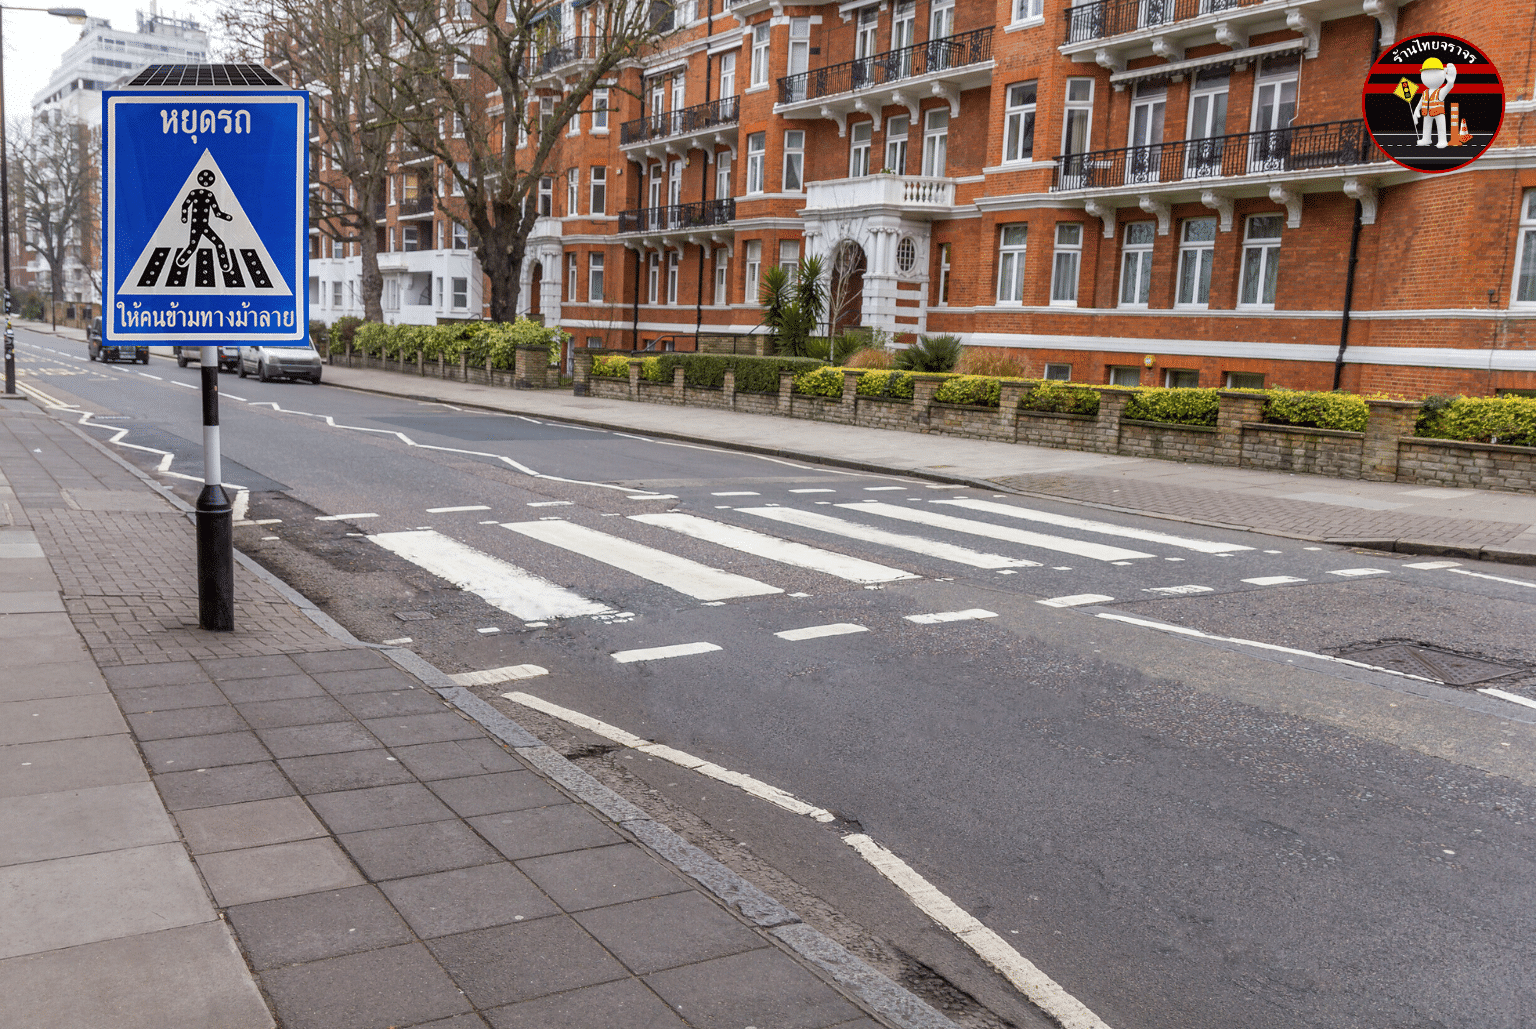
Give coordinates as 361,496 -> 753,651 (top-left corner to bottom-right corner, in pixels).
103,88 -> 308,343
121,151 -> 291,296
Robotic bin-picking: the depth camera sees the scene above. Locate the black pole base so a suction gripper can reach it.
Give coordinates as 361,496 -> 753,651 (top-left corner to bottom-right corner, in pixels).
196,483 -> 235,632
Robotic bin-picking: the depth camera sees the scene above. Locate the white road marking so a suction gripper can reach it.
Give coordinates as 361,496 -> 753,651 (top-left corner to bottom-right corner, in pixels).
171,380 -> 197,389
223,393 -> 247,402
428,504 -> 492,513
477,627 -> 501,634
449,664 -> 548,686
843,834 -> 1113,1029
740,506 -> 1038,569
1037,594 -> 1114,608
231,490 -> 250,522
1450,568 -> 1536,589
611,641 -> 722,663
381,637 -> 412,645
845,503 -> 1152,562
789,488 -> 836,493
1242,576 -> 1308,586
502,690 -> 835,820
1264,549 -> 1283,554
712,491 -> 760,496
864,486 -> 907,491
904,609 -> 998,624
630,511 -> 917,584
252,518 -> 281,525
1478,688 -> 1536,710
137,372 -> 162,380
934,498 -> 1253,554
503,520 -> 782,601
369,529 -> 612,620
316,513 -> 379,521
1405,560 -> 1461,570
1328,568 -> 1391,577
775,623 -> 869,641
1143,585 -> 1214,596
525,621 -> 548,627
629,494 -> 678,500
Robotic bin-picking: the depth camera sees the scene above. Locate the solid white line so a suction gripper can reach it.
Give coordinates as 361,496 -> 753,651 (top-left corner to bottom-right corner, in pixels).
428,505 -> 492,513
843,503 -> 1153,562
788,488 -> 837,493
449,664 -> 548,686
1242,576 -> 1307,586
842,834 -> 1113,1029
1037,594 -> 1114,608
370,529 -> 612,620
904,609 -> 998,624
502,690 -> 837,819
316,513 -> 379,521
712,491 -> 760,496
1478,687 -> 1536,710
1450,568 -> 1536,589
223,393 -> 247,402
611,641 -> 722,663
231,490 -> 250,523
171,380 -> 197,389
503,520 -> 782,601
933,498 -> 1253,554
1405,560 -> 1461,570
1328,568 -> 1390,577
740,506 -> 1039,569
775,623 -> 869,641
630,512 -> 918,584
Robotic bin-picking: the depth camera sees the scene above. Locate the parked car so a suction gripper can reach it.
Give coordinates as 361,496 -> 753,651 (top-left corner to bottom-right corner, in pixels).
238,344 -> 322,383
87,317 -> 148,364
174,345 -> 240,371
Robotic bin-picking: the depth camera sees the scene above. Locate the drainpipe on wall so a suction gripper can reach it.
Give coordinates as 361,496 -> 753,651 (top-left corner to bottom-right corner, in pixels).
631,247 -> 641,350
1333,198 -> 1364,390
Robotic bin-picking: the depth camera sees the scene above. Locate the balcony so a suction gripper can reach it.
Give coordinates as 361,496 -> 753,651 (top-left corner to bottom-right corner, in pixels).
776,27 -> 993,128
1064,0 -> 1265,44
526,36 -> 607,80
803,174 -> 955,216
620,96 -> 739,159
617,198 -> 735,248
396,195 -> 436,219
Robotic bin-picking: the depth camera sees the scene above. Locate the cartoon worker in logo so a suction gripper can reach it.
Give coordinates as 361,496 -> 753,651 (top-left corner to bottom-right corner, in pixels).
173,169 -> 234,272
1413,57 -> 1458,148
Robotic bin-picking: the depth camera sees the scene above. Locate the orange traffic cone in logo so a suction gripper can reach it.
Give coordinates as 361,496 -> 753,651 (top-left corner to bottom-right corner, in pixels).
1458,116 -> 1474,146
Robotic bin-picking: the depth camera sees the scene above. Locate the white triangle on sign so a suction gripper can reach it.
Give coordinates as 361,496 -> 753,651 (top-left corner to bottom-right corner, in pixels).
120,149 -> 292,297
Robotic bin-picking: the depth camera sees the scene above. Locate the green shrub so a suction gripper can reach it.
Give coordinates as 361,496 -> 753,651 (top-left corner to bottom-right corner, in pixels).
893,333 -> 962,372
794,366 -> 846,397
331,315 -> 363,351
1124,387 -> 1220,427
352,321 -> 388,357
724,354 -> 825,393
855,370 -> 915,400
591,354 -> 631,378
933,375 -> 1003,408
1018,380 -> 1100,416
639,356 -> 664,382
1416,395 -> 1536,448
1263,389 -> 1368,433
308,320 -> 329,357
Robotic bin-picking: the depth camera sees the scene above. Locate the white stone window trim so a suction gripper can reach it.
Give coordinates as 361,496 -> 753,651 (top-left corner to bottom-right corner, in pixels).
1511,188 -> 1536,307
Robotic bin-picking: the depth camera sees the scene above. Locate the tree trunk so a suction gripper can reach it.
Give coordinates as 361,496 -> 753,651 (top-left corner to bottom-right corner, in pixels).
358,214 -> 383,323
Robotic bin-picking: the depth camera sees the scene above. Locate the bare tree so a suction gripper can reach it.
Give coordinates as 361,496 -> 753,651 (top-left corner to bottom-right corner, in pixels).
219,0 -> 396,322
371,0 -> 681,322
11,115 -> 99,319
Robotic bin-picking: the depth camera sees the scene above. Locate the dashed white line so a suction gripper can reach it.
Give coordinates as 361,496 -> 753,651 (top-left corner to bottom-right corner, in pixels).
137,372 -> 162,380
712,491 -> 760,496
904,609 -> 999,624
789,488 -> 837,494
381,637 -> 413,645
428,504 -> 492,513
1242,576 -> 1308,586
611,641 -> 722,663
1143,585 -> 1214,596
477,627 -> 501,635
1329,568 -> 1391,577
864,486 -> 907,491
629,494 -> 678,500
775,623 -> 869,641
315,513 -> 379,521
1037,594 -> 1114,608
171,380 -> 197,389
449,664 -> 549,686
1449,568 -> 1536,589
1405,560 -> 1461,570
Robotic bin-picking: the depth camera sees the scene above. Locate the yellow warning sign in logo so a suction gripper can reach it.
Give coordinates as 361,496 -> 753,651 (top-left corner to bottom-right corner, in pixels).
1392,77 -> 1420,103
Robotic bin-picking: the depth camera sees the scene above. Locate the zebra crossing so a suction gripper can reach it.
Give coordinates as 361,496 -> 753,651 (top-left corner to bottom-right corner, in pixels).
363,497 -> 1299,630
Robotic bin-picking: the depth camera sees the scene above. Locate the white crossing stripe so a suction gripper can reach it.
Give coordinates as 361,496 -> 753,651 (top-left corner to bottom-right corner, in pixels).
1242,576 -> 1308,586
775,623 -> 869,641
611,642 -> 722,663
711,491 -> 760,496
502,520 -> 782,601
864,486 -> 907,491
1143,585 -> 1214,595
316,512 -> 379,521
630,512 -> 917,584
1037,594 -> 1114,608
1405,560 -> 1460,570
449,664 -> 549,686
933,499 -> 1253,554
789,488 -> 837,493
841,503 -> 1153,562
738,506 -> 1038,569
1328,568 -> 1391,577
369,529 -> 612,620
527,500 -> 572,507
428,504 -> 491,513
904,609 -> 998,624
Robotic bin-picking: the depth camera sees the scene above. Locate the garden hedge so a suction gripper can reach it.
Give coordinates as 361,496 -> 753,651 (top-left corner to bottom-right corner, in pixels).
1416,395 -> 1536,448
345,319 -> 567,370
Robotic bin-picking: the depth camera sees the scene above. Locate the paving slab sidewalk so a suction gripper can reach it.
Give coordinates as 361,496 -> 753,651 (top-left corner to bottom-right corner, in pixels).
314,361 -> 1536,564
0,395 -> 950,1028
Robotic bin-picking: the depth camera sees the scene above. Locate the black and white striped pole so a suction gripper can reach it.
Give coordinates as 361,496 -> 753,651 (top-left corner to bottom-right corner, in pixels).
196,344 -> 233,630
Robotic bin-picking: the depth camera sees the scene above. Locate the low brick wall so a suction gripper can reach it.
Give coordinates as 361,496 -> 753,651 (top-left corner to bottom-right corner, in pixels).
1119,420 -> 1219,462
854,396 -> 915,432
1241,423 -> 1364,478
589,376 -> 629,399
1017,411 -> 1099,451
1395,438 -> 1536,492
928,403 -> 1010,442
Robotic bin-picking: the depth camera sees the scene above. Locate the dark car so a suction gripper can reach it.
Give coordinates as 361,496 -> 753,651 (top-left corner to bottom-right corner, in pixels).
87,317 -> 148,364
174,344 -> 240,371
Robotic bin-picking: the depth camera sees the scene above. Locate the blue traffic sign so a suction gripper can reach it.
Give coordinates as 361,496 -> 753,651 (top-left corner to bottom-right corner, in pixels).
103,86 -> 308,343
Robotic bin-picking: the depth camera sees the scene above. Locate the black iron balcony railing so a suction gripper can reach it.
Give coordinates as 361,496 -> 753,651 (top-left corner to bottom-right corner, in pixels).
527,35 -> 607,75
1052,119 -> 1381,191
777,26 -> 993,105
373,200 -> 386,218
618,197 -> 735,234
1063,0 -> 1268,44
620,95 -> 739,146
397,194 -> 435,216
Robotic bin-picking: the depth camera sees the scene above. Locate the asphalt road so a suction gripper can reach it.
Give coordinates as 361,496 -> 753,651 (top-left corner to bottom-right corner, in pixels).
16,326 -> 1536,1029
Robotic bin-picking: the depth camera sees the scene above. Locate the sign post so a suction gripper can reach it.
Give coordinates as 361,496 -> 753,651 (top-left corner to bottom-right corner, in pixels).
103,65 -> 309,630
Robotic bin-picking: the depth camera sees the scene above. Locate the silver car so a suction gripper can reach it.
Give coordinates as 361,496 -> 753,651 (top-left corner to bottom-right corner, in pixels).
238,344 -> 323,383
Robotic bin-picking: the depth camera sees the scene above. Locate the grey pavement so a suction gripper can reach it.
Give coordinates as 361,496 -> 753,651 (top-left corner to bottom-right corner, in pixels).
313,360 -> 1536,564
0,391 -> 944,1027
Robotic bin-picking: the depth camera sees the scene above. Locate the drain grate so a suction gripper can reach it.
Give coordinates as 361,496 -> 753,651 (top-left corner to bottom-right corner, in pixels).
1339,644 -> 1521,686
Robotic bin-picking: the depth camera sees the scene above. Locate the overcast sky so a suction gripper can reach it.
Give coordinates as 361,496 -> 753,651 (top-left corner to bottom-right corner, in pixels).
3,0 -> 218,119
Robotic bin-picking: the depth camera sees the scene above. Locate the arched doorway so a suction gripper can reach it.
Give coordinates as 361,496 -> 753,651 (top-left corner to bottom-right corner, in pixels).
827,240 -> 866,339
528,260 -> 543,318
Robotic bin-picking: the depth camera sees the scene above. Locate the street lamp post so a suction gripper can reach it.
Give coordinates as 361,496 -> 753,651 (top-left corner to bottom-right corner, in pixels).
0,5 -> 87,395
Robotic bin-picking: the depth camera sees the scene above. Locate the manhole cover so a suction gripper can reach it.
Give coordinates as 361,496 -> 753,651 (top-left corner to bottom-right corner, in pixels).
394,611 -> 434,622
1339,644 -> 1520,686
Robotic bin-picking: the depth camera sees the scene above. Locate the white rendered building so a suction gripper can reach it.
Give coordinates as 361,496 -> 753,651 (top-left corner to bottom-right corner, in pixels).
31,8 -> 209,127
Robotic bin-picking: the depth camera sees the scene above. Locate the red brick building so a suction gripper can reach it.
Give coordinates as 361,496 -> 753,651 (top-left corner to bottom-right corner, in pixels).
309,0 -> 1536,394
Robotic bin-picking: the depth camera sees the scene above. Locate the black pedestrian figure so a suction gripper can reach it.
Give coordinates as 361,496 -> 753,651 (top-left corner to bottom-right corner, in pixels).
173,169 -> 233,272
